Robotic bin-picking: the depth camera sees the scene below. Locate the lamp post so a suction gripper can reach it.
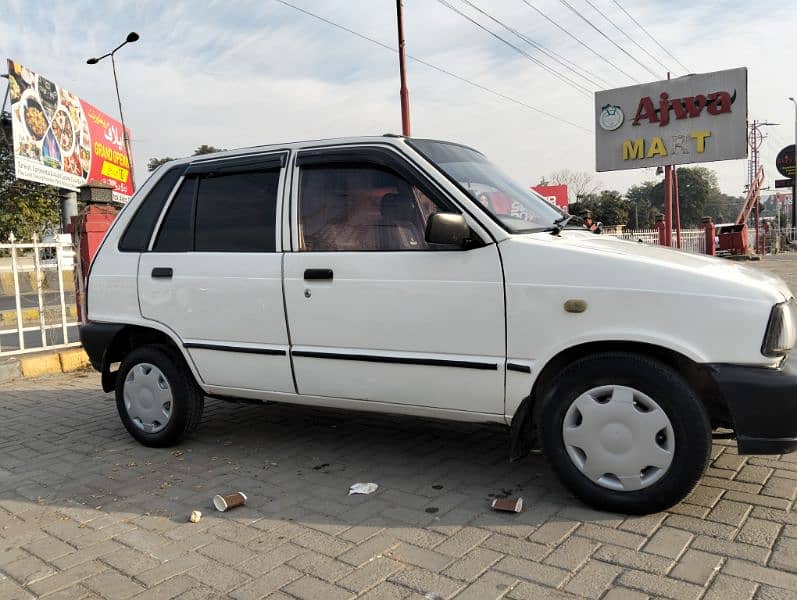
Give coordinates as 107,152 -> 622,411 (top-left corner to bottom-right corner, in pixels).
86,32 -> 139,183
790,97 -> 797,230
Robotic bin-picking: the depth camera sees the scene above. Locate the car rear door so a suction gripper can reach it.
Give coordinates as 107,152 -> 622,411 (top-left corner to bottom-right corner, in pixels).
138,152 -> 294,393
283,145 -> 506,415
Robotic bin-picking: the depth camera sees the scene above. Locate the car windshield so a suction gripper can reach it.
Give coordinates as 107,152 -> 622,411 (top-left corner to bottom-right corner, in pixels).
410,139 -> 566,233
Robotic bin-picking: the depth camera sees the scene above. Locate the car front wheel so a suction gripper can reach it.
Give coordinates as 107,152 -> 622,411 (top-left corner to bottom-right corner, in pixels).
540,352 -> 711,514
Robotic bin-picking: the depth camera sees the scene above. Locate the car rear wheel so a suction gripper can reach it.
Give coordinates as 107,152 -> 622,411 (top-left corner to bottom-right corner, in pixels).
540,352 -> 711,514
116,345 -> 204,447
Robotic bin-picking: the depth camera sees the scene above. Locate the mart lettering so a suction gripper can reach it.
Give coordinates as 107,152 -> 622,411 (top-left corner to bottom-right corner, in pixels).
622,131 -> 711,161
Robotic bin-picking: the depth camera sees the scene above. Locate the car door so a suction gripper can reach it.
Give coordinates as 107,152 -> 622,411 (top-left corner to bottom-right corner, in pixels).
284,146 -> 505,414
138,153 -> 294,393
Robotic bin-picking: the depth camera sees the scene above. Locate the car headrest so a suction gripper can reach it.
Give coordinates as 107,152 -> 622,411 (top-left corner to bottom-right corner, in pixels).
380,193 -> 417,222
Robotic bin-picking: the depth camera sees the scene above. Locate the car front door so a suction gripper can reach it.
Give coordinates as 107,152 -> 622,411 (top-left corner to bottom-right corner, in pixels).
283,146 -> 505,415
138,153 -> 294,393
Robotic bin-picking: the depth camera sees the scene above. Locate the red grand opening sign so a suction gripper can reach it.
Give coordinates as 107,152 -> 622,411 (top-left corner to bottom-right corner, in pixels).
6,59 -> 134,201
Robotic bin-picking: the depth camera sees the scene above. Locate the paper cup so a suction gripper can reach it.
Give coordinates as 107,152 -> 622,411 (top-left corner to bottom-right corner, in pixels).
213,491 -> 247,512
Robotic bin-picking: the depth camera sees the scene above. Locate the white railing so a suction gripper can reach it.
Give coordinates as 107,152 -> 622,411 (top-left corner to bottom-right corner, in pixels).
0,233 -> 80,356
603,228 -> 706,255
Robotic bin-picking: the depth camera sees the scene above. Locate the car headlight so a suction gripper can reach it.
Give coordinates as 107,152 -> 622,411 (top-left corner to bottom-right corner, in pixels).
762,299 -> 797,357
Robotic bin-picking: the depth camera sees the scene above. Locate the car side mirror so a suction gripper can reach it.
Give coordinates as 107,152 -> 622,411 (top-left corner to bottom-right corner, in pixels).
425,213 -> 470,247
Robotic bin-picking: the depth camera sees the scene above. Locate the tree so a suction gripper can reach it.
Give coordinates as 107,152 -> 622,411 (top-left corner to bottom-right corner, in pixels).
625,181 -> 658,229
547,169 -> 600,203
193,145 -> 223,156
650,166 -> 717,228
147,145 -> 226,172
704,192 -> 744,224
572,190 -> 629,226
147,156 -> 174,172
0,131 -> 60,241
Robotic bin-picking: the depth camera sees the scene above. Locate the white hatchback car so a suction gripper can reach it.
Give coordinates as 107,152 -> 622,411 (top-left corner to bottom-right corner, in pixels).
81,136 -> 797,514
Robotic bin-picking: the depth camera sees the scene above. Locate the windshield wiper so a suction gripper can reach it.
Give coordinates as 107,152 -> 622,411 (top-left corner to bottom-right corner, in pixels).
546,214 -> 577,235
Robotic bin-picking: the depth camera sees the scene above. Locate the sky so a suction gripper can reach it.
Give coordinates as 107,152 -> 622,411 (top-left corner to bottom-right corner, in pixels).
1,0 -> 795,198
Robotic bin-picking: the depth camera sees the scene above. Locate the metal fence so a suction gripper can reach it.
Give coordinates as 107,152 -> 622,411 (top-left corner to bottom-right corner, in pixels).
753,226 -> 797,255
0,233 -> 80,356
604,228 -> 707,255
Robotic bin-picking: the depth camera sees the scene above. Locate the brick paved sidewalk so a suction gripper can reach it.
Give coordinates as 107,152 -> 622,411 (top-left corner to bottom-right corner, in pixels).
2,256 -> 797,599
1,371 -> 796,599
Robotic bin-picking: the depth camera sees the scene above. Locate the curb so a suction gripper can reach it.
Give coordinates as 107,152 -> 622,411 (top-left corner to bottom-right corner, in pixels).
0,348 -> 91,384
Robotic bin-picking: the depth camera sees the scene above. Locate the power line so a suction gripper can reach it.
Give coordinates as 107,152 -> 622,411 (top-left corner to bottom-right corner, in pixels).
436,0 -> 593,96
610,0 -> 690,73
558,0 -> 660,79
519,0 -> 637,84
582,0 -> 671,74
272,0 -> 592,133
458,0 -> 611,90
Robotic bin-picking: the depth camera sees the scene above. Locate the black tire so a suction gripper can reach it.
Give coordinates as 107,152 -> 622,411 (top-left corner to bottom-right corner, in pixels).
115,344 -> 204,447
539,352 -> 711,514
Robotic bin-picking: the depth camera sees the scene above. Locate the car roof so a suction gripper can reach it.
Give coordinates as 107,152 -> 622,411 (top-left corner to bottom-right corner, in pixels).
162,135 -> 482,168
165,135 -> 405,167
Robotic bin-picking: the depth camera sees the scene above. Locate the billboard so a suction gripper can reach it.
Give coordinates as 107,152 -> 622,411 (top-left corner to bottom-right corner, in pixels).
6,59 -> 134,201
532,184 -> 568,211
595,68 -> 747,172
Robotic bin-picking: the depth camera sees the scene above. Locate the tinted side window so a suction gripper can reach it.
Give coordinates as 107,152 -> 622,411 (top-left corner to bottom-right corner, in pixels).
154,178 -> 196,252
299,165 -> 447,252
118,167 -> 183,251
195,170 -> 279,252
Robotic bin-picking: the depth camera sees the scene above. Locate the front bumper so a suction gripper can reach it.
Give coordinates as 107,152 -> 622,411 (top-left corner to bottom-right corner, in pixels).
710,354 -> 797,454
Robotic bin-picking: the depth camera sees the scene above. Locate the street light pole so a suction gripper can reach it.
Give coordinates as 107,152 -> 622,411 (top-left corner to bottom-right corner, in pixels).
790,97 -> 797,230
396,0 -> 411,136
110,53 -> 130,171
87,32 -> 139,186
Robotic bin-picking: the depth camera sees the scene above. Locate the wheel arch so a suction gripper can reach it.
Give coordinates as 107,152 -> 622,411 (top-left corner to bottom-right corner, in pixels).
101,323 -> 200,392
510,340 -> 729,458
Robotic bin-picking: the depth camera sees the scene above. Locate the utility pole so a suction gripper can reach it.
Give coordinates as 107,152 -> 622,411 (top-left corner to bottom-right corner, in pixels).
396,0 -> 411,136
747,120 -> 777,252
662,73 -> 675,246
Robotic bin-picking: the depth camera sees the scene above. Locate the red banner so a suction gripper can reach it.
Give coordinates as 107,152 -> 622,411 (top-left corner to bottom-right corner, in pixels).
532,184 -> 569,211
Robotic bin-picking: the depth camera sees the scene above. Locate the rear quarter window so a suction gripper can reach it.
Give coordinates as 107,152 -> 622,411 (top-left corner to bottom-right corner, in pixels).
118,167 -> 184,251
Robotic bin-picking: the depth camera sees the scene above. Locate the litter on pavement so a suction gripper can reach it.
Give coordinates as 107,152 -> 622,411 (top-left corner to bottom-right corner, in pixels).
213,491 -> 248,511
349,482 -> 379,495
491,497 -> 524,513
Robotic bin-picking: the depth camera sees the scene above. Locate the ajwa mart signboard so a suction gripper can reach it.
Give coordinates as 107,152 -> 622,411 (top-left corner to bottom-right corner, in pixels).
6,59 -> 134,201
594,68 -> 747,172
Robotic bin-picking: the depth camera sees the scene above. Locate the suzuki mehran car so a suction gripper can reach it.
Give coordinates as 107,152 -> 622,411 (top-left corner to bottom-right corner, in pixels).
81,136 -> 797,514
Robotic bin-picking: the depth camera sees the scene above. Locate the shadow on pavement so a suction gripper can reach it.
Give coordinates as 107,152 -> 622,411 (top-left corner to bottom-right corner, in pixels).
0,373 -> 625,539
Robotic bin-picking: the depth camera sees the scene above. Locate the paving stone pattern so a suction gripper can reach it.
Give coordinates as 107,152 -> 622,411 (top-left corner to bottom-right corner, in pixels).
1,257 -> 796,599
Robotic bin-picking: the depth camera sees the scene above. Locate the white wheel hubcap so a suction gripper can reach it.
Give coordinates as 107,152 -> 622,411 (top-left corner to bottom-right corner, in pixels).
123,363 -> 173,434
562,385 -> 675,492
